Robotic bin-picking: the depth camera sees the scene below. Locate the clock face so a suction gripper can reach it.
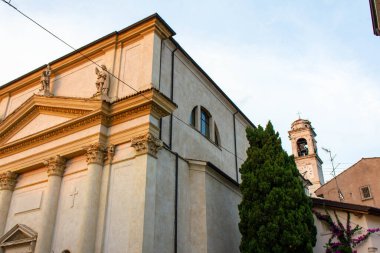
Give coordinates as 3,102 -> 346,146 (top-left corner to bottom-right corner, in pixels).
300,165 -> 313,179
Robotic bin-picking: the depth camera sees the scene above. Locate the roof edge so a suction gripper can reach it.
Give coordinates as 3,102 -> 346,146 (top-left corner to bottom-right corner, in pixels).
1,13 -> 176,92
312,197 -> 380,216
169,38 -> 256,128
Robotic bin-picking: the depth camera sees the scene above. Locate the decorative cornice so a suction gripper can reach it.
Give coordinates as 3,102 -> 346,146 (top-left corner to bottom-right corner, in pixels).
0,89 -> 176,159
0,113 -> 103,158
84,143 -> 107,165
0,171 -> 18,191
0,104 -> 92,145
44,155 -> 66,177
131,133 -> 162,157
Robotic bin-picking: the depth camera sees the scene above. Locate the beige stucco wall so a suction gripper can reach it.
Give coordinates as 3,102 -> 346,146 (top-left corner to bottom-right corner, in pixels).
313,207 -> 380,253
51,156 -> 87,252
7,114 -> 70,143
5,85 -> 39,117
205,171 -> 241,253
5,168 -> 47,233
0,17 -> 250,253
316,158 -> 380,208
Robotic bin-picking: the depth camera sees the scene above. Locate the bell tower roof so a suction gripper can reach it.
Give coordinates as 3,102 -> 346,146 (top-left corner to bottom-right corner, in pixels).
289,118 -> 317,137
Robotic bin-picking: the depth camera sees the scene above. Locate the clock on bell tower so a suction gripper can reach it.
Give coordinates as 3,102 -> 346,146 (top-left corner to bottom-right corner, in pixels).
288,118 -> 324,195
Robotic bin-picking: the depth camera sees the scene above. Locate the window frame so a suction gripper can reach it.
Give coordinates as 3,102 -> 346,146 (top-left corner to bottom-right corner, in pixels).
360,185 -> 373,200
200,108 -> 210,138
190,106 -> 197,127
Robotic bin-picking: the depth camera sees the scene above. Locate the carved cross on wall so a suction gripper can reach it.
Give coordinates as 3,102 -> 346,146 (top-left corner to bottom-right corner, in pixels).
69,187 -> 79,208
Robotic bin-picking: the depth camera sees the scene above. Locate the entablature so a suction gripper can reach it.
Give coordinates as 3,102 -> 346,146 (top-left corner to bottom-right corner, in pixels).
0,89 -> 176,174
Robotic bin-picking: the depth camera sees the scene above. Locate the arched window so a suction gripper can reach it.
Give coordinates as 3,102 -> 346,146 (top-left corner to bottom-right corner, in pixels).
190,106 -> 196,127
297,138 -> 308,156
200,108 -> 210,138
214,123 -> 220,146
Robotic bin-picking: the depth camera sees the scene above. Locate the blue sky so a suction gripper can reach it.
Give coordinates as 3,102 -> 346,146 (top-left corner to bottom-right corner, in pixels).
1,1 -> 379,181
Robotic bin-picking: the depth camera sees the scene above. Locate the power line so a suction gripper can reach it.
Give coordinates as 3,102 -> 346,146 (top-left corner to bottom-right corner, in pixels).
1,0 -> 247,163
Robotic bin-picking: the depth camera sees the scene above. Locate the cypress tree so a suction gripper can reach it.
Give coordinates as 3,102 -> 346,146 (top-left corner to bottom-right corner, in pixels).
238,121 -> 316,253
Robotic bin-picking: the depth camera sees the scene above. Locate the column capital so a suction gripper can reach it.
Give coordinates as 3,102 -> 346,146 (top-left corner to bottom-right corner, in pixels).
84,143 -> 107,165
0,171 -> 18,191
131,133 -> 163,157
44,155 -> 66,177
107,144 -> 115,161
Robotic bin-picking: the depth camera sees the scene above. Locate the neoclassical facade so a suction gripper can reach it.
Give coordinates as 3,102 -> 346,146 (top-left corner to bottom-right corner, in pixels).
0,14 -> 252,253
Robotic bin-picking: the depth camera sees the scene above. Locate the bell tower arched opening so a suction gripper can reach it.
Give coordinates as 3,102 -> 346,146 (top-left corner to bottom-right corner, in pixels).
297,138 -> 309,156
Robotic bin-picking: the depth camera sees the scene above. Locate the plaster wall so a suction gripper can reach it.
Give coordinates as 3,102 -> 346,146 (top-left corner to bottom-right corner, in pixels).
103,151 -> 149,253
316,158 -> 380,207
153,149 -> 175,253
7,114 -> 70,143
365,215 -> 380,250
1,32 -> 159,121
5,168 -> 47,236
51,156 -> 87,253
313,207 -> 380,253
5,85 -> 39,117
158,40 -> 250,181
205,171 -> 241,253
52,58 -> 105,98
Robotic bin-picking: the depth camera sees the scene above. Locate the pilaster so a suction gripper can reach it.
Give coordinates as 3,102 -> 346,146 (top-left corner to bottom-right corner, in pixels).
131,133 -> 163,158
0,171 -> 18,236
95,145 -> 115,253
35,155 -> 66,253
78,143 -> 106,253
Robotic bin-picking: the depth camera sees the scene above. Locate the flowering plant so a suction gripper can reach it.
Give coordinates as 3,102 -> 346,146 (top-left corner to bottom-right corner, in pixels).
313,210 -> 380,253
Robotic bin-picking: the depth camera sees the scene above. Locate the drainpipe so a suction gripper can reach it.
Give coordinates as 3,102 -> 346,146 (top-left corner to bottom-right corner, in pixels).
174,152 -> 179,253
233,111 -> 239,183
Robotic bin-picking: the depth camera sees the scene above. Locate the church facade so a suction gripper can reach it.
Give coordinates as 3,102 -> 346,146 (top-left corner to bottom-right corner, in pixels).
0,14 -> 252,253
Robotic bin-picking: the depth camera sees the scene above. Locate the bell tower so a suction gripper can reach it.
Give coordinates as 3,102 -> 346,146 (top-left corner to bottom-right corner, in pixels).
288,118 -> 324,195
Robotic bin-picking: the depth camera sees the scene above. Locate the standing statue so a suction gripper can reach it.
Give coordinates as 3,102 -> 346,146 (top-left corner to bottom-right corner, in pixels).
39,64 -> 52,96
95,65 -> 109,96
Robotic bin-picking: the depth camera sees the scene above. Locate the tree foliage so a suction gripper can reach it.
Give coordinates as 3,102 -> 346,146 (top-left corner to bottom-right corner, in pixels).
238,121 -> 317,253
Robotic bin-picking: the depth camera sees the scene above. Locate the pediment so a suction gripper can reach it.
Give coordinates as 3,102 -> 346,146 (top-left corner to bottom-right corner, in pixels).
0,95 -> 101,145
0,224 -> 37,247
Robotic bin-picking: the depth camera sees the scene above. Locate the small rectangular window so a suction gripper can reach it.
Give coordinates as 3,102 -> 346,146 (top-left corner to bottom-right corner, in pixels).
360,186 -> 372,200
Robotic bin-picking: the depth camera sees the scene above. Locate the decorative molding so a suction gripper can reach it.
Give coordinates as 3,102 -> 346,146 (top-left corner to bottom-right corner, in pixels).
44,155 -> 66,177
0,113 -> 103,158
0,89 -> 176,161
131,133 -> 162,157
0,171 -> 18,191
0,105 -> 91,145
84,143 -> 107,165
107,144 -> 115,161
0,224 -> 37,252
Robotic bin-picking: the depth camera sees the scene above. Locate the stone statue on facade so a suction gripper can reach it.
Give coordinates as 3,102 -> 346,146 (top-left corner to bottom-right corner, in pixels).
39,64 -> 52,96
94,65 -> 109,98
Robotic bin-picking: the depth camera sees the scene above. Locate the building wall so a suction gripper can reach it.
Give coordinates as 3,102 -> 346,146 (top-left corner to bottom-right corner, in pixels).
51,156 -> 87,252
313,206 -> 380,253
316,158 -> 380,207
158,40 -> 250,181
0,16 -> 246,253
5,168 -> 47,233
206,171 -> 241,253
